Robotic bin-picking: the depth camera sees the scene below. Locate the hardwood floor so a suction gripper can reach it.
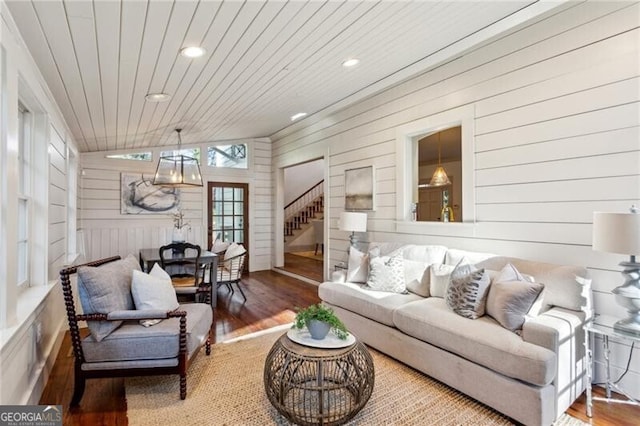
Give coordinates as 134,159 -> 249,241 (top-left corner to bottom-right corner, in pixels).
40,264 -> 638,425
278,252 -> 324,282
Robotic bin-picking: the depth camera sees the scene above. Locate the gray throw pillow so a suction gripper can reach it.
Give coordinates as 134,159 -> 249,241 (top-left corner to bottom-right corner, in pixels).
486,280 -> 544,331
77,255 -> 140,341
367,255 -> 406,293
445,265 -> 490,319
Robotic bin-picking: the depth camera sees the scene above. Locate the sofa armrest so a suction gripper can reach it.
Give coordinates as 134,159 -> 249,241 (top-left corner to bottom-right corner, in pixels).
522,307 -> 586,351
107,309 -> 178,321
522,306 -> 588,415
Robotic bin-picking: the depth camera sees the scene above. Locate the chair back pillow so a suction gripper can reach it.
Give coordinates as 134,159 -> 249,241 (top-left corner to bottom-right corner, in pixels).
131,264 -> 179,327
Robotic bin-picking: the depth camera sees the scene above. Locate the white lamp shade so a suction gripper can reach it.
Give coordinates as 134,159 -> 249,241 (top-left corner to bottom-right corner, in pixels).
593,211 -> 640,255
339,212 -> 367,232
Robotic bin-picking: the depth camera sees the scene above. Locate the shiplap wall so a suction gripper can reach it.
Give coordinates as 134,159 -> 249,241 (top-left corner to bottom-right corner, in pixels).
79,138 -> 272,271
271,2 -> 640,397
48,125 -> 68,279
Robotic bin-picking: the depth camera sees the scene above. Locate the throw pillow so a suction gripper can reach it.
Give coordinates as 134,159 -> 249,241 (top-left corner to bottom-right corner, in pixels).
131,264 -> 180,327
211,238 -> 230,254
486,280 -> 545,331
224,242 -> 246,260
404,259 -> 430,297
445,265 -> 491,319
367,255 -> 406,293
346,246 -> 380,283
428,263 -> 456,298
77,254 -> 140,341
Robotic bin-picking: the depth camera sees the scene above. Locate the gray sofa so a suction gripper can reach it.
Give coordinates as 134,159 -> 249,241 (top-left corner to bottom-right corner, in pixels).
319,244 -> 591,426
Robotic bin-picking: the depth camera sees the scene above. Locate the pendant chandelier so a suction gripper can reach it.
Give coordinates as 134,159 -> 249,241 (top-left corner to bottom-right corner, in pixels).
153,128 -> 203,187
429,131 -> 451,187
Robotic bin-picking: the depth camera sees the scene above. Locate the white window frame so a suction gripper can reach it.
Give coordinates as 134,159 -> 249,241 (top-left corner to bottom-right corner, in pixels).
395,105 -> 476,235
206,143 -> 249,169
17,102 -> 32,289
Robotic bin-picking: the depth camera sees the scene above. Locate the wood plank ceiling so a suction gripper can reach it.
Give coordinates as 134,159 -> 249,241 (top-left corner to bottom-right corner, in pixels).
6,0 -> 534,153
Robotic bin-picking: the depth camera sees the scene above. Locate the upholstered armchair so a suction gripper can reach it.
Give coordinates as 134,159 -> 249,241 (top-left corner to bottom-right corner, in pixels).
59,255 -> 213,406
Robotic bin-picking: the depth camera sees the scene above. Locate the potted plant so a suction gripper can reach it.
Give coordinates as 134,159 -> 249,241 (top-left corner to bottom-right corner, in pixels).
293,304 -> 349,340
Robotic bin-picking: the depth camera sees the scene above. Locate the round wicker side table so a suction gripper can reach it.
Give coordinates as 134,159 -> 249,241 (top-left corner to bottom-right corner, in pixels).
264,333 -> 374,426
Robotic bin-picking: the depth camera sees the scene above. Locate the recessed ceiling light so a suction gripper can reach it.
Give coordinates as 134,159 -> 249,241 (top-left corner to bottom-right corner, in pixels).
342,58 -> 360,68
145,93 -> 171,102
180,46 -> 206,58
290,112 -> 307,121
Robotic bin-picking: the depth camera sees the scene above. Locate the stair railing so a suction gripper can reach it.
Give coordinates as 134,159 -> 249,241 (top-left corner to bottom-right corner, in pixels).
284,180 -> 324,222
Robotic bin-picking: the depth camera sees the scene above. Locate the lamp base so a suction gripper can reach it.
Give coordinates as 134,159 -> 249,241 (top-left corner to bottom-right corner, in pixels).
612,260 -> 640,337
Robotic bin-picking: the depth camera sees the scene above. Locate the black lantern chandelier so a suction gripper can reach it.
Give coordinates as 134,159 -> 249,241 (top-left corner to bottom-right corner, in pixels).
153,128 -> 203,187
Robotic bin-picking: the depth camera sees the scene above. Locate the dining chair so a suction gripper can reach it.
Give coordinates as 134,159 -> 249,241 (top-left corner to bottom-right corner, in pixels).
159,242 -> 212,305
217,243 -> 247,301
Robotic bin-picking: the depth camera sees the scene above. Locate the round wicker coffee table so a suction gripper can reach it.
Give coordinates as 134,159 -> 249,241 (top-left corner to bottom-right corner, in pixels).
264,333 -> 374,426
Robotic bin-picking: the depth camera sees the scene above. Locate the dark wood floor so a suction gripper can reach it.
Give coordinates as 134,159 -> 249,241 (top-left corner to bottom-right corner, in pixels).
40,261 -> 638,425
278,251 -> 324,282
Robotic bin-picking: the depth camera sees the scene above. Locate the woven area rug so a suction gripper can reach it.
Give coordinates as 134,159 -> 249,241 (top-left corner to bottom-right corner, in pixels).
125,327 -> 587,426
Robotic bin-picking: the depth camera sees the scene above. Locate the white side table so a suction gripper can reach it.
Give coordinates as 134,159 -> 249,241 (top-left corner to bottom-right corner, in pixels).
584,314 -> 640,417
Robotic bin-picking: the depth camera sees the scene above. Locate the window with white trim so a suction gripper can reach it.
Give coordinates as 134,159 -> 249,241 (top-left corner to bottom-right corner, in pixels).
17,102 -> 31,287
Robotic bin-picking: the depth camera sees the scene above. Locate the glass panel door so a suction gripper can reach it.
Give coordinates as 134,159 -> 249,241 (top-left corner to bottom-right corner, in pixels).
208,182 -> 249,269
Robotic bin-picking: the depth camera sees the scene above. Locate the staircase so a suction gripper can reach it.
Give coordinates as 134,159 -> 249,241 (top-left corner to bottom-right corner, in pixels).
284,181 -> 324,240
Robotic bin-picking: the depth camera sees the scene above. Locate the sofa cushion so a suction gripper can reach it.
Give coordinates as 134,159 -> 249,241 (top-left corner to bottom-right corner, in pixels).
82,303 -> 212,363
78,255 -> 141,341
393,298 -> 556,386
446,265 -> 491,319
367,255 -> 406,293
319,282 -> 421,326
387,244 -> 448,264
445,249 -> 496,266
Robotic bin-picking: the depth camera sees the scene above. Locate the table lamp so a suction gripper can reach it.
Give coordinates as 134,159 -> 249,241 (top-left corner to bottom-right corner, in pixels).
592,205 -> 640,336
339,212 -> 367,247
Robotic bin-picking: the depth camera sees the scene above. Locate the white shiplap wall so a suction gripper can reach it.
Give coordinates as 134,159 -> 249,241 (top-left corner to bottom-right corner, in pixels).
48,125 -> 68,280
271,2 -> 640,397
79,138 -> 272,271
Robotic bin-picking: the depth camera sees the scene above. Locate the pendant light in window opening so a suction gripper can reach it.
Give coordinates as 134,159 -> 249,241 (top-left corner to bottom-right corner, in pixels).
153,128 -> 203,187
429,131 -> 451,187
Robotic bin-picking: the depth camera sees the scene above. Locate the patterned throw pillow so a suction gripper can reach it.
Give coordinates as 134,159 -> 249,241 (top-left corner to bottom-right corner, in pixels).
367,255 -> 406,293
445,264 -> 490,319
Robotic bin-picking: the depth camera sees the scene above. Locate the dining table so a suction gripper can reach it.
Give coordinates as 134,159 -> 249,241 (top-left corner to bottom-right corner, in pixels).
138,247 -> 218,308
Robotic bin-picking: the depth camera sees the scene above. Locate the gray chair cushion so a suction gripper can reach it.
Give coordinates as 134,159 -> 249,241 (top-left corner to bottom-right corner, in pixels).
77,255 -> 141,341
393,298 -> 556,386
319,282 -> 421,326
82,303 -> 212,363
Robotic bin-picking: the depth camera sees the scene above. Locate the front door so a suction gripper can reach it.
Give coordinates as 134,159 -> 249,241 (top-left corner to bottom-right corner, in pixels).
207,182 -> 249,269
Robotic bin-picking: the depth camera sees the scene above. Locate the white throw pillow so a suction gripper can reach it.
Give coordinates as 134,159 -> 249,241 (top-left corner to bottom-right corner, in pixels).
131,264 -> 179,327
346,246 -> 379,283
367,255 -> 406,293
429,263 -> 456,298
211,238 -> 230,254
403,259 -> 430,297
224,242 -> 246,260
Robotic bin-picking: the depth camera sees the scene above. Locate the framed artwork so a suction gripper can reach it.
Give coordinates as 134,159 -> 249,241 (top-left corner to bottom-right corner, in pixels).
344,166 -> 375,211
121,173 -> 180,214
